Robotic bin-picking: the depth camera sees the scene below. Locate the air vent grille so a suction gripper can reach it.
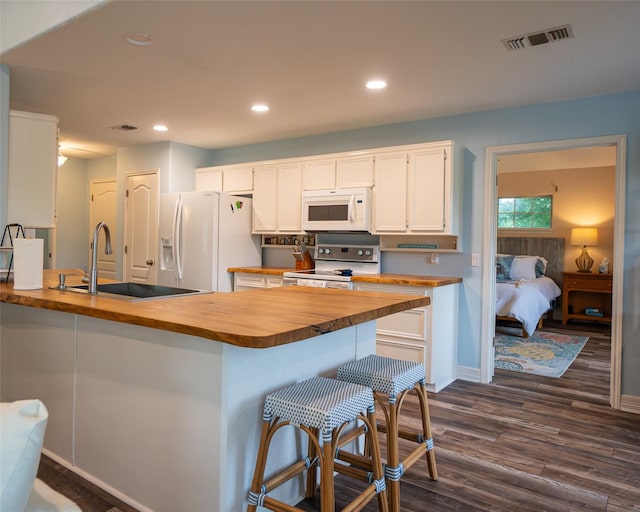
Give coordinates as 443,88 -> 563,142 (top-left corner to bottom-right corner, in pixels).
502,24 -> 573,51
109,124 -> 138,131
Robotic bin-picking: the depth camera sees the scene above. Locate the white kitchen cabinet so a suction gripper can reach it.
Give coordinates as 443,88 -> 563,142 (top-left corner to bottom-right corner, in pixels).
303,159 -> 336,190
372,141 -> 462,236
223,165 -> 253,193
195,167 -> 223,191
373,151 -> 408,232
336,154 -> 374,188
303,154 -> 374,190
252,163 -> 302,233
353,281 -> 459,392
7,110 -> 58,228
233,272 -> 283,291
195,165 -> 253,193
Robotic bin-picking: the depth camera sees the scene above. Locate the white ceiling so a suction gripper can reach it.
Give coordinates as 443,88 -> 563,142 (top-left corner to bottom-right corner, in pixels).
2,1 -> 640,159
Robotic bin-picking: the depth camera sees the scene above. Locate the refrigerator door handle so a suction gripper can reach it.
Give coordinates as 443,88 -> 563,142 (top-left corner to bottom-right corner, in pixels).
173,198 -> 184,280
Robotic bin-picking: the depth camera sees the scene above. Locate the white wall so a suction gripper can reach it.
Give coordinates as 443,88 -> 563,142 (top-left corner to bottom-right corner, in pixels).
55,158 -> 90,270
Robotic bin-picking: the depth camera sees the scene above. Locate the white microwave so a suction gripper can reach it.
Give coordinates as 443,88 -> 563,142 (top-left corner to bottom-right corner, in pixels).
302,187 -> 372,232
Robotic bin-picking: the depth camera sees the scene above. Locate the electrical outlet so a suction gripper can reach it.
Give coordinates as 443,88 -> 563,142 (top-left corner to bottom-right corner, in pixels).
430,253 -> 439,264
471,253 -> 480,267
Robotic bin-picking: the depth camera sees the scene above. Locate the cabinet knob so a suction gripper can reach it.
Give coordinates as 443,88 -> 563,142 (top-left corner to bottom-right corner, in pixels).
146,259 -> 154,266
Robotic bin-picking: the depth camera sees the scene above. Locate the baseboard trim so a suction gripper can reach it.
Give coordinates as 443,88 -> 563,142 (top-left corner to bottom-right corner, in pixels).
620,394 -> 640,415
456,365 -> 481,383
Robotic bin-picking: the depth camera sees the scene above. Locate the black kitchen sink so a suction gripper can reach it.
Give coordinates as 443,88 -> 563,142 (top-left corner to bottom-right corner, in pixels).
64,282 -> 211,301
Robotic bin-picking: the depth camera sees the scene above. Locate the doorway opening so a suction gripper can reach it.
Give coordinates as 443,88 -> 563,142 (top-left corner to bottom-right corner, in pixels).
480,135 -> 626,409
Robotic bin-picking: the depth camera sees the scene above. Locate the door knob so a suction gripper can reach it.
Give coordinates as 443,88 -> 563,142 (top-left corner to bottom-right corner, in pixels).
146,259 -> 154,266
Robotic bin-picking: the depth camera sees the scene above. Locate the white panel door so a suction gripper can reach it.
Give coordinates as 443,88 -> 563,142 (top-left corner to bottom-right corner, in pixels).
89,179 -> 117,279
124,172 -> 158,283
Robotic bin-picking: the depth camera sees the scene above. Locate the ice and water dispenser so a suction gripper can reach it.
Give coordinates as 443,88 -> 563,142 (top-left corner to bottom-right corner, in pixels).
160,237 -> 174,271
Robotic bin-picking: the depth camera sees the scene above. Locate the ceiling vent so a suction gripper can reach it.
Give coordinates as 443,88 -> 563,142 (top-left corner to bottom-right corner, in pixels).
502,24 -> 574,51
109,124 -> 138,131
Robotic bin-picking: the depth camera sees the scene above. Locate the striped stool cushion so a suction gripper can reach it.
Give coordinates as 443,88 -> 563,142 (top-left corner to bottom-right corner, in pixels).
264,377 -> 374,432
337,355 -> 426,397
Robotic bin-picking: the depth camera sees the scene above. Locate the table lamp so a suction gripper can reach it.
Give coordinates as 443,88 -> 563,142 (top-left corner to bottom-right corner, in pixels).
570,227 -> 599,273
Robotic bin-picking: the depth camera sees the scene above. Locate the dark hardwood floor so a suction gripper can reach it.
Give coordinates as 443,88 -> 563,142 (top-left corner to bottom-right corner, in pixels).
39,320 -> 640,511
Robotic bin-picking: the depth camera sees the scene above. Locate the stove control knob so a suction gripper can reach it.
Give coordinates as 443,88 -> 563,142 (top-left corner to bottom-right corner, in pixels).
365,250 -> 372,256
318,248 -> 325,254
357,249 -> 364,256
325,248 -> 331,255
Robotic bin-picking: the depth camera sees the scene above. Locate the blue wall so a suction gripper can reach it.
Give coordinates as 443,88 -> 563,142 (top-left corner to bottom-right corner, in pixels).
211,90 -> 640,398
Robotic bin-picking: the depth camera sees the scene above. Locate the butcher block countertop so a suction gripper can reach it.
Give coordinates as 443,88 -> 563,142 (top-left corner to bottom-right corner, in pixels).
227,266 -> 296,275
228,266 -> 462,287
0,270 -> 429,349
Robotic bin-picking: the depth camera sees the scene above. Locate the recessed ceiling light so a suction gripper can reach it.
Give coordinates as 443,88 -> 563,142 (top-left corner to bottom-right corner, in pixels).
125,33 -> 154,46
153,124 -> 168,132
366,80 -> 387,90
251,104 -> 269,112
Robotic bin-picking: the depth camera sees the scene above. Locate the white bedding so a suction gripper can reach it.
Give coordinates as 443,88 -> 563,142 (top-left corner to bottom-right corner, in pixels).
496,276 -> 561,336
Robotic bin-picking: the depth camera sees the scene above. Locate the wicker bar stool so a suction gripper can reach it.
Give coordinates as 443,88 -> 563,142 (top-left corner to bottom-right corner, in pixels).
247,376 -> 389,512
336,355 -> 437,512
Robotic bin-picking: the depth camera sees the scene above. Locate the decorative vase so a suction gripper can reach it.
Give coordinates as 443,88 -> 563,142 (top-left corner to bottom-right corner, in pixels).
575,246 -> 594,273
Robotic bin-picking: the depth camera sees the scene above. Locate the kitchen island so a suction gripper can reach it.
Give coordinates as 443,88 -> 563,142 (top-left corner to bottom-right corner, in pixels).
1,270 -> 429,512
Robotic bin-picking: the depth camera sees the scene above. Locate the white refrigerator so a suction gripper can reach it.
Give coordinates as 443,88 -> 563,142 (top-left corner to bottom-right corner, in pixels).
158,191 -> 261,292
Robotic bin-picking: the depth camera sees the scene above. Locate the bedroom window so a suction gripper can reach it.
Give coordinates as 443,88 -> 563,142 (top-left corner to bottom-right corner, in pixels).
498,195 -> 552,229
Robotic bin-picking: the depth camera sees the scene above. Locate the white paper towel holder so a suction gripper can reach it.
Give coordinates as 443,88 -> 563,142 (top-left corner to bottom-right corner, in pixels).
13,238 -> 44,290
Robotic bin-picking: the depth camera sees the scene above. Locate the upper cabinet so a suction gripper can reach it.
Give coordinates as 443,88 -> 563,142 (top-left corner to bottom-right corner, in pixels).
303,154 -> 374,190
206,140 -> 463,242
373,141 -> 462,236
7,110 -> 58,228
195,167 -> 222,191
195,164 -> 253,194
253,162 -> 302,233
303,159 -> 336,190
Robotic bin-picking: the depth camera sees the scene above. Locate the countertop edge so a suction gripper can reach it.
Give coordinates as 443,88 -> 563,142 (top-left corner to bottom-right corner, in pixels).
228,267 -> 463,287
1,271 -> 430,349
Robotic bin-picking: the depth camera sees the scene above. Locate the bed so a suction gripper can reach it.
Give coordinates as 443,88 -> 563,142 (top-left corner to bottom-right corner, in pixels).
495,238 -> 564,337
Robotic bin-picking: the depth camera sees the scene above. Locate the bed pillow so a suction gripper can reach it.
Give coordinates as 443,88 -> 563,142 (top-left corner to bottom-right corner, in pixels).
496,255 -> 514,280
0,400 -> 49,512
535,256 -> 548,277
510,256 -> 539,281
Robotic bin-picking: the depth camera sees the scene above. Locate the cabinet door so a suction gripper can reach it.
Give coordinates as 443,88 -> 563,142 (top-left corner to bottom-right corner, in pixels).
372,151 -> 407,233
303,159 -> 336,190
408,147 -> 446,232
8,111 -> 58,228
252,166 -> 278,232
337,154 -> 374,188
234,273 -> 266,290
223,166 -> 253,193
195,167 -> 223,191
277,163 -> 302,232
266,276 -> 284,288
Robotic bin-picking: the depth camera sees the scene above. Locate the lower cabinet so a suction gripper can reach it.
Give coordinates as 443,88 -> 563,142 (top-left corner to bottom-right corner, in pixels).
353,281 -> 459,392
233,272 -> 284,291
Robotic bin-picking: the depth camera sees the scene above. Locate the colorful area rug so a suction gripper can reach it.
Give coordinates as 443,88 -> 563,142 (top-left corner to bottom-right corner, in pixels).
494,327 -> 589,378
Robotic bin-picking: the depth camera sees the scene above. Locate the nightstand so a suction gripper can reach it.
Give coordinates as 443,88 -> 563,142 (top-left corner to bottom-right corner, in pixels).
562,272 -> 612,325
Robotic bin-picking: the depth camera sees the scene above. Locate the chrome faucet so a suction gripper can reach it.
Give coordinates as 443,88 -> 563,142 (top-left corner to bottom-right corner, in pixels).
88,221 -> 112,294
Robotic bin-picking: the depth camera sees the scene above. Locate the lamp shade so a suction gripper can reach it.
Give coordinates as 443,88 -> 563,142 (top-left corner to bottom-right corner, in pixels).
570,227 -> 599,247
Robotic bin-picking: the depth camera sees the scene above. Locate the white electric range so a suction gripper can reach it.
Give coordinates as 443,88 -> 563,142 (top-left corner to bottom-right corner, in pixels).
283,244 -> 380,289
